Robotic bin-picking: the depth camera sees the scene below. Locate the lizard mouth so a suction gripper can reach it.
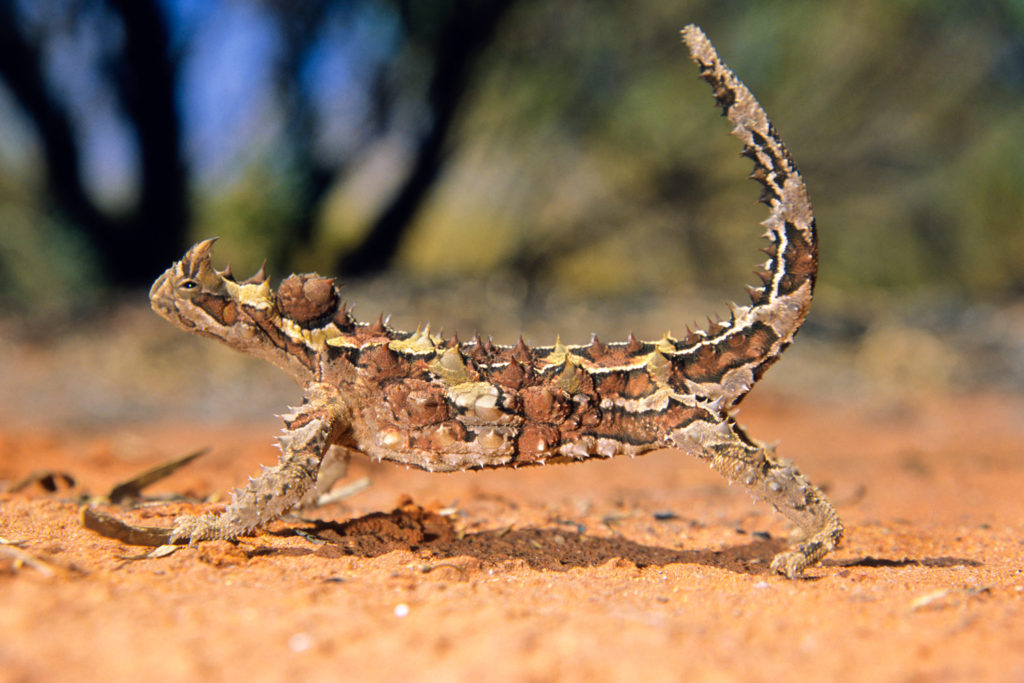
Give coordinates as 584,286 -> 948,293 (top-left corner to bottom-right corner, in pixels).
148,271 -> 179,322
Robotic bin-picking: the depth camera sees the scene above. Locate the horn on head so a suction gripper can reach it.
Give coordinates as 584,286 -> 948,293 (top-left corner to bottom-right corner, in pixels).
183,237 -> 218,267
180,237 -> 224,288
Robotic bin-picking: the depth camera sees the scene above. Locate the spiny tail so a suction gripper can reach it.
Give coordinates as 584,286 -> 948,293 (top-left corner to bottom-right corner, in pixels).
669,26 -> 817,407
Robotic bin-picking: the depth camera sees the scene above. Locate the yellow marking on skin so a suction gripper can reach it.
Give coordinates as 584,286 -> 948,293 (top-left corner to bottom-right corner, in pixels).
429,347 -> 475,385
280,317 -> 312,346
448,381 -> 499,410
553,356 -> 583,393
540,336 -> 569,366
644,349 -> 672,385
325,334 -> 360,349
655,333 -> 677,356
279,318 -> 342,350
388,325 -> 437,355
224,279 -> 274,309
447,381 -> 516,424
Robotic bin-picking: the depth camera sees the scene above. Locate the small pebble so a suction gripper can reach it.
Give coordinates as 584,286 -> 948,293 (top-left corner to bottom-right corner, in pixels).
288,633 -> 313,653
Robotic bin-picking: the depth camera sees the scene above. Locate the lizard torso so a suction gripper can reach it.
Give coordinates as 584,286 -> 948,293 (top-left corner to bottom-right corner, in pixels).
147,26 -> 841,577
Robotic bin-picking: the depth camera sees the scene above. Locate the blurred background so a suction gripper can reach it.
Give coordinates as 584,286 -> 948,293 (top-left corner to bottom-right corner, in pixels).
0,0 -> 1022,424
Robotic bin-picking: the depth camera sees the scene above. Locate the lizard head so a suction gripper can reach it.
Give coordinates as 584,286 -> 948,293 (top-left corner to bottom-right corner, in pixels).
150,238 -> 347,383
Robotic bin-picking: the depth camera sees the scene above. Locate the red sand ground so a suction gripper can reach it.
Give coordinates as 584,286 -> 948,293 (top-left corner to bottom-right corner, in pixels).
2,391 -> 1022,682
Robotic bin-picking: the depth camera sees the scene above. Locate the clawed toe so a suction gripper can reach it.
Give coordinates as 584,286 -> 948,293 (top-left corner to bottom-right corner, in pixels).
770,550 -> 810,579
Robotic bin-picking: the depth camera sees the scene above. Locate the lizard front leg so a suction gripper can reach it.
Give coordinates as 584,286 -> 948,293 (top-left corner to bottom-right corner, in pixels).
170,384 -> 350,543
670,418 -> 843,578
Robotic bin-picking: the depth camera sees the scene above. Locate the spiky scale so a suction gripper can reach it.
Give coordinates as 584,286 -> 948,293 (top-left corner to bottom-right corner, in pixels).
369,314 -> 387,336
242,261 -> 268,285
513,336 -> 532,363
625,333 -> 643,354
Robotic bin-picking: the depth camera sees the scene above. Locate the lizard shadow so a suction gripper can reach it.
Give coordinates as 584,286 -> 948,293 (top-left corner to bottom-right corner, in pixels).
286,517 -> 787,576
825,556 -> 981,570
273,513 -> 982,577
430,526 -> 783,576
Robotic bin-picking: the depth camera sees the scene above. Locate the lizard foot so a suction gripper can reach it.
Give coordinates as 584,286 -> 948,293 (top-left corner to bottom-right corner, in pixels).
168,513 -> 235,543
769,521 -> 844,578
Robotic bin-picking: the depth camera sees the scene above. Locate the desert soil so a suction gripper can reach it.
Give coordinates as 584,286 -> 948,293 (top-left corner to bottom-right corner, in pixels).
2,388 -> 1023,682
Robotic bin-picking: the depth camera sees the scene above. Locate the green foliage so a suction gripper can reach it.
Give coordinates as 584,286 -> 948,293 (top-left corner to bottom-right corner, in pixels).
0,169 -> 102,313
0,205 -> 101,313
948,116 -> 1024,294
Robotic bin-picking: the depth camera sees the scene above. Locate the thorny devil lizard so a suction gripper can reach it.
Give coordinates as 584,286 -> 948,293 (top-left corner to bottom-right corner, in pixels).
148,26 -> 843,578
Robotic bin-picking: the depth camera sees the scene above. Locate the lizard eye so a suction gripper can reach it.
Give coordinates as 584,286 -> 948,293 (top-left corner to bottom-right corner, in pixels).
179,279 -> 199,291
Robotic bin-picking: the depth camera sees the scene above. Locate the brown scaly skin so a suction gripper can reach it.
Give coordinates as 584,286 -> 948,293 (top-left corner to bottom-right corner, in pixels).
149,25 -> 842,578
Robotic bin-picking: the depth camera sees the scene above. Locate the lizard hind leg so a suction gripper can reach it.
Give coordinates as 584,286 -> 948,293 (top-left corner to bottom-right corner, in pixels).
669,418 -> 843,578
170,394 -> 344,543
297,444 -> 355,509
